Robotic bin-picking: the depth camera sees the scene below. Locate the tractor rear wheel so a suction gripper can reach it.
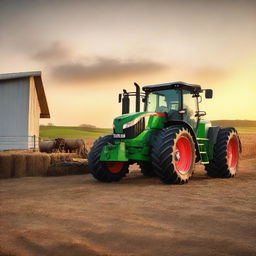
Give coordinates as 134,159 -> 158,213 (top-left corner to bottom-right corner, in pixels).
139,161 -> 156,177
205,128 -> 240,178
151,126 -> 196,184
88,135 -> 128,182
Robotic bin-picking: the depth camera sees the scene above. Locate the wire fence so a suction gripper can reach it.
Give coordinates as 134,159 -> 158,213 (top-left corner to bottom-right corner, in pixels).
0,135 -> 40,151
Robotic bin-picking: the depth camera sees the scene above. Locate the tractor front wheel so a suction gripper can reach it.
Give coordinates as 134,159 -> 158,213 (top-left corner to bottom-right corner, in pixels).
151,126 -> 196,184
205,128 -> 240,178
88,135 -> 129,182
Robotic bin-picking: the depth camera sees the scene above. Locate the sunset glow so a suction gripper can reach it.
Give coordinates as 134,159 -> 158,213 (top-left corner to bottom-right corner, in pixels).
0,0 -> 255,127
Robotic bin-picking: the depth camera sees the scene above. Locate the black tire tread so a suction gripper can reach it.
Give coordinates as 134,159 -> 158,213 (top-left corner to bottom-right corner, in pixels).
205,128 -> 239,178
88,135 -> 128,182
139,161 -> 157,177
151,125 -> 196,184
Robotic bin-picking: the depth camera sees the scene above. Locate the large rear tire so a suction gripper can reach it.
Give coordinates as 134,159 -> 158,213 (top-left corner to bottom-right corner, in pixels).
205,128 -> 240,178
151,126 -> 196,184
139,161 -> 156,177
88,135 -> 128,182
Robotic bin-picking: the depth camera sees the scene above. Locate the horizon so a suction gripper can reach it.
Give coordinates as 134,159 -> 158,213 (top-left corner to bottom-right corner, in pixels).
40,119 -> 256,129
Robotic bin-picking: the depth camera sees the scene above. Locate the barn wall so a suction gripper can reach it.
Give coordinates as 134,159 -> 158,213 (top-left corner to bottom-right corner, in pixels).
0,78 -> 29,150
28,77 -> 40,149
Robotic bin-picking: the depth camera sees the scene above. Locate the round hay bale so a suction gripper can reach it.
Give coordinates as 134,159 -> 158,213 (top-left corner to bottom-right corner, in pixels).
0,154 -> 13,178
26,154 -> 36,176
13,154 -> 27,177
26,153 -> 50,176
37,154 -> 51,176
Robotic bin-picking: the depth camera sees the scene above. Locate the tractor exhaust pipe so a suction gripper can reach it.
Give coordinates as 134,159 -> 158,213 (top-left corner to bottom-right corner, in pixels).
122,90 -> 130,114
134,82 -> 140,112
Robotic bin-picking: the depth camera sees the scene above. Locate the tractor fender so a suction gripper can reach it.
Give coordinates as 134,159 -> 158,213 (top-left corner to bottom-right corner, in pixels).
207,126 -> 221,145
165,121 -> 201,162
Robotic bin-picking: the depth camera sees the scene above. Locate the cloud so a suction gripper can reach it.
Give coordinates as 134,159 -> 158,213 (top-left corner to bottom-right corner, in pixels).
31,41 -> 73,62
50,57 -> 167,84
190,66 -> 230,83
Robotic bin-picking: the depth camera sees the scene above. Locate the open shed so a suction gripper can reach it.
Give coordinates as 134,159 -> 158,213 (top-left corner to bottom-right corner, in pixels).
0,71 -> 50,150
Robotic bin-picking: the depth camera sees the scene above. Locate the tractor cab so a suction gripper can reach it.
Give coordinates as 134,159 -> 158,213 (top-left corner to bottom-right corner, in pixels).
119,81 -> 212,132
143,82 -> 212,131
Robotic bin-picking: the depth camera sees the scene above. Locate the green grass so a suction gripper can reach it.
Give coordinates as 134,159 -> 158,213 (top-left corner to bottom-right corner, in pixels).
40,126 -> 112,140
40,124 -> 256,140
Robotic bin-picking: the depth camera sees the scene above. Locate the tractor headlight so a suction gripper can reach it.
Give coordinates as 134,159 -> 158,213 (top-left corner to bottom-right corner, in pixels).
123,117 -> 140,129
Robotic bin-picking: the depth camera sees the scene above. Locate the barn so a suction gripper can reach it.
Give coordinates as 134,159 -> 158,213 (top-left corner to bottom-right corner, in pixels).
0,71 -> 50,150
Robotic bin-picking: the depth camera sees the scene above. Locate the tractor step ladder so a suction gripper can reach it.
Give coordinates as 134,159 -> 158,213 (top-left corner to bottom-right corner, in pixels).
197,138 -> 209,164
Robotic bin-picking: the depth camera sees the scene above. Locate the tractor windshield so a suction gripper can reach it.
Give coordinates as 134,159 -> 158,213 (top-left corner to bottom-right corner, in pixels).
146,89 -> 181,116
146,89 -> 199,130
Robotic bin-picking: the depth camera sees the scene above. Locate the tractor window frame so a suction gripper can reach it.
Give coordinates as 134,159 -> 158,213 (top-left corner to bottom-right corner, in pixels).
181,89 -> 200,130
144,89 -> 182,114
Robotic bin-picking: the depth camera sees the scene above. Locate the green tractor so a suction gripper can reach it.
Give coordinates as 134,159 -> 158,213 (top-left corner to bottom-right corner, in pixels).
88,81 -> 241,184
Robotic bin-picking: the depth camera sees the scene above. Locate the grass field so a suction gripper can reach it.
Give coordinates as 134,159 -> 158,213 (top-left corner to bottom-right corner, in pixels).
40,126 -> 112,140
40,125 -> 255,140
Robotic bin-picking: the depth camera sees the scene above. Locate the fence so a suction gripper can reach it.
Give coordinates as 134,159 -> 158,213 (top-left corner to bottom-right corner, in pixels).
0,135 -> 40,151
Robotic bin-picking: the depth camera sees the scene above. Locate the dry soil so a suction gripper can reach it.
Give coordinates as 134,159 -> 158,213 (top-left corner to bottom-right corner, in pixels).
1,157 -> 256,256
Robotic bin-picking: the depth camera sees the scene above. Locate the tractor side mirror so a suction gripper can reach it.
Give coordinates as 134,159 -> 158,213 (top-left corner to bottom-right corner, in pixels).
195,111 -> 206,117
205,89 -> 213,99
118,93 -> 122,103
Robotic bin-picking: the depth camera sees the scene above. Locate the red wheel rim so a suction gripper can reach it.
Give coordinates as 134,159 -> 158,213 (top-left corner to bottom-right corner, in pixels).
105,161 -> 124,173
227,136 -> 239,169
174,136 -> 192,174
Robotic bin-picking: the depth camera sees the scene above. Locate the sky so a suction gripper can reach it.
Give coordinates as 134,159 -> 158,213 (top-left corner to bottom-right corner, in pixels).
0,0 -> 255,127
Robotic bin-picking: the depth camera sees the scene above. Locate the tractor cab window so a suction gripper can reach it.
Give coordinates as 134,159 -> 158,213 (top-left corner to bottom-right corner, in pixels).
146,89 -> 181,120
182,90 -> 198,130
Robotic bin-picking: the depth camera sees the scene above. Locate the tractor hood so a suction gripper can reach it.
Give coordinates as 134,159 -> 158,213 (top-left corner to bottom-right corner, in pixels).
113,112 -> 166,134
113,112 -> 147,134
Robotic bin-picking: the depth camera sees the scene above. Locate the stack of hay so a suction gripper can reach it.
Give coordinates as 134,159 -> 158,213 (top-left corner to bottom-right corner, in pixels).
0,152 -> 51,178
0,152 -> 88,179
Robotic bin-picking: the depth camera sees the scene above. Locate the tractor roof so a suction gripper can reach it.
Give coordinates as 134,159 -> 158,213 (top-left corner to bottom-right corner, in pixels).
142,81 -> 202,93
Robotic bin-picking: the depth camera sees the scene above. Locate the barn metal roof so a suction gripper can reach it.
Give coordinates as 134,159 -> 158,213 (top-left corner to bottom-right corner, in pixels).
0,71 -> 50,118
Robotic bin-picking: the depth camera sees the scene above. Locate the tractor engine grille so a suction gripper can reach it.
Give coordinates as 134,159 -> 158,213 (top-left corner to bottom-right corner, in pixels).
113,117 -> 145,139
123,117 -> 145,139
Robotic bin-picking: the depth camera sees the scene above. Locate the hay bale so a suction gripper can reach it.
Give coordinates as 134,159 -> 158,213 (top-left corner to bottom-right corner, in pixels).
26,153 -> 50,176
49,153 -> 78,164
65,153 -> 78,161
60,154 -> 66,162
0,153 -> 13,178
13,154 -> 27,177
50,154 -> 61,164
47,162 -> 89,176
38,154 -> 51,176
26,154 -> 36,176
47,165 -> 69,176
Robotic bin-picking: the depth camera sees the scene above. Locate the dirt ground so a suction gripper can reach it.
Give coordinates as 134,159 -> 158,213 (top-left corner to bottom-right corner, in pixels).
1,157 -> 256,256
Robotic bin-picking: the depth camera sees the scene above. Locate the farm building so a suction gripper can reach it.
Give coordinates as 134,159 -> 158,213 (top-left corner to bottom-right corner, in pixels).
0,71 -> 50,150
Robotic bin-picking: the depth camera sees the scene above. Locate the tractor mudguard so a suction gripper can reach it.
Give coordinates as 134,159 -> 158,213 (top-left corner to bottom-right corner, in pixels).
100,142 -> 129,162
207,126 -> 221,145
